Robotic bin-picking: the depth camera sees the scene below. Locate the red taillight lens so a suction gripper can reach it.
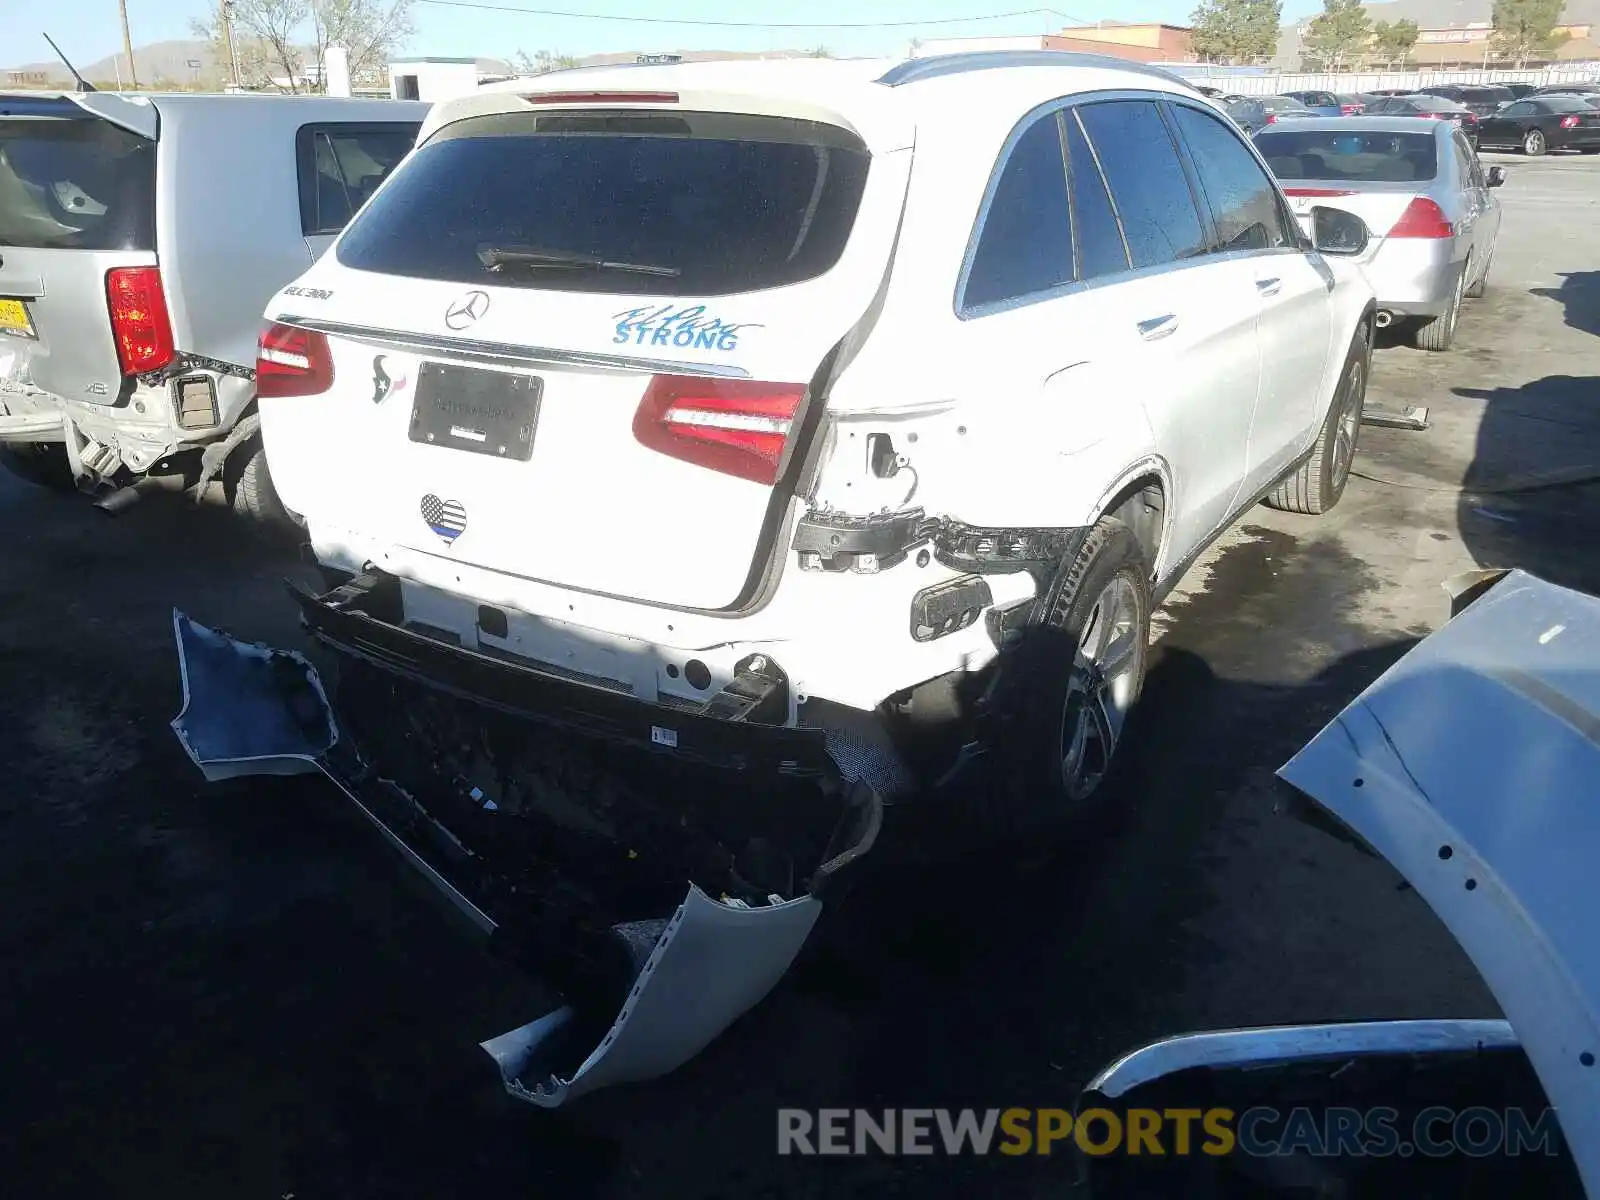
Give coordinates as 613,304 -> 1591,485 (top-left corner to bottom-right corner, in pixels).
257,321 -> 334,398
1264,113 -> 1278,124
105,267 -> 175,375
1340,103 -> 1363,114
632,375 -> 805,485
1284,187 -> 1356,197
1389,196 -> 1455,239
1561,114 -> 1581,128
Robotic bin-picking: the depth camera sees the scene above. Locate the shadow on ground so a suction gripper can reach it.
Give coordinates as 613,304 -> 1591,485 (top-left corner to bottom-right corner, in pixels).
1531,270 -> 1600,337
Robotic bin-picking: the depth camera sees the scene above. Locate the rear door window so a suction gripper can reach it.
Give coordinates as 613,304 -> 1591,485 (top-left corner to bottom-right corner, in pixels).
336,110 -> 871,297
963,112 -> 1073,310
0,107 -> 154,250
1075,100 -> 1206,270
296,122 -> 419,236
1170,104 -> 1294,252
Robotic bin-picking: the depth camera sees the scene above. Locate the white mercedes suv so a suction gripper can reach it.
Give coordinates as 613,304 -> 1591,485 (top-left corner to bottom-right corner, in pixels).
254,52 -> 1376,831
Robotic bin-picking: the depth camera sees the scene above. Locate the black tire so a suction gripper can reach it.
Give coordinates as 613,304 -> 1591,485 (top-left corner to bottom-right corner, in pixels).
1465,251 -> 1490,299
983,517 -> 1152,838
1414,263 -> 1465,352
1264,320 -> 1369,515
0,441 -> 75,491
226,437 -> 303,537
1524,128 -> 1547,156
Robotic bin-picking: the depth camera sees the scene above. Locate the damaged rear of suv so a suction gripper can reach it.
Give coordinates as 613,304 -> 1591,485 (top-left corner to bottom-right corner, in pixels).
178,53 -> 1375,1102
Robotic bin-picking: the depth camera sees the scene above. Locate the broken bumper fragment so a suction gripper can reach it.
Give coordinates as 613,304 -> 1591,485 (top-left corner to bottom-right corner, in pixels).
170,580 -> 881,1107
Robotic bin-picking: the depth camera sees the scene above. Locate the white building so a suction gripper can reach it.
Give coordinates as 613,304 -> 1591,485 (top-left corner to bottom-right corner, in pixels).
388,56 -> 515,102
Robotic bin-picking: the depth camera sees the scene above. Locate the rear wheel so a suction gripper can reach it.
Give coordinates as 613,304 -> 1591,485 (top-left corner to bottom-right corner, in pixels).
226,437 -> 303,537
1523,128 -> 1547,156
1264,321 -> 1369,515
0,442 -> 75,491
986,517 -> 1151,837
1415,264 -> 1466,352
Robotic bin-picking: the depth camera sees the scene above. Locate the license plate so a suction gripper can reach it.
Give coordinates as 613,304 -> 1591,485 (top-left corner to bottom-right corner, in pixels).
409,362 -> 542,461
0,298 -> 36,339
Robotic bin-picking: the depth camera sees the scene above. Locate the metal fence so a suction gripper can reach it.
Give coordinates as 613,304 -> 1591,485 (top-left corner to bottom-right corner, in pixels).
1169,62 -> 1600,95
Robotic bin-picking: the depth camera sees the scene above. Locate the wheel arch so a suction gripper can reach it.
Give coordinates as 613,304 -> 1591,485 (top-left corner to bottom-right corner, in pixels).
1089,458 -> 1173,582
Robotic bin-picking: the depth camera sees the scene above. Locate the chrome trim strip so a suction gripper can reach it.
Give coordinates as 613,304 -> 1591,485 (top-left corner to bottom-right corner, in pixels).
1086,1019 -> 1520,1100
277,315 -> 752,379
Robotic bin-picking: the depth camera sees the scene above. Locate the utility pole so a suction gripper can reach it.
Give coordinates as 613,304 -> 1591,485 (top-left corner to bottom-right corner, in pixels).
221,0 -> 242,88
118,0 -> 139,87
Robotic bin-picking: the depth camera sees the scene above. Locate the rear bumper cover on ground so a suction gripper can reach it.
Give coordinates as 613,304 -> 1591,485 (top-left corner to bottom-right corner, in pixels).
170,593 -> 882,1107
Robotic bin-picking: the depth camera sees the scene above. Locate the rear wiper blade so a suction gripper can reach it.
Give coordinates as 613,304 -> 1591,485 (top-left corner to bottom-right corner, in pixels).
476,245 -> 681,278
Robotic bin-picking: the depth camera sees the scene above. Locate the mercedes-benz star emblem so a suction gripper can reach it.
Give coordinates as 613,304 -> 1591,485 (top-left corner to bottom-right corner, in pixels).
444,290 -> 490,331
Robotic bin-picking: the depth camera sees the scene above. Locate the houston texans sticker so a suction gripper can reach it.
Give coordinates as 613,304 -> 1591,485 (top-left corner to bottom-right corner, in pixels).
371,354 -> 408,404
421,493 -> 467,546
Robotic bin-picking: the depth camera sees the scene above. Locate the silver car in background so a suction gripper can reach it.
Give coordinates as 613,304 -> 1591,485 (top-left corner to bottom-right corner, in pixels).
1256,116 -> 1504,351
0,91 -> 423,521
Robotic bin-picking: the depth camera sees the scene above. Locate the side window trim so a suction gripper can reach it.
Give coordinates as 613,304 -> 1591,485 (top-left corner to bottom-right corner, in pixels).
1160,99 -> 1221,252
1157,99 -> 1221,255
1063,106 -> 1133,272
955,99 -> 1076,318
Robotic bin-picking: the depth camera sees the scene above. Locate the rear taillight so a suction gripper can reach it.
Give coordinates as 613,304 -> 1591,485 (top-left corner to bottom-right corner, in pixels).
105,267 -> 175,376
1264,113 -> 1278,124
1340,103 -> 1364,114
1389,196 -> 1454,239
1284,187 -> 1356,197
1561,114 -> 1582,128
633,375 -> 805,485
257,321 -> 334,398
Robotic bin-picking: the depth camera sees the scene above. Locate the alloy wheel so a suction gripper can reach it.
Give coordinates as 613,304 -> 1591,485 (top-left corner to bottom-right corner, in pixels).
1330,356 -> 1365,490
1059,576 -> 1143,802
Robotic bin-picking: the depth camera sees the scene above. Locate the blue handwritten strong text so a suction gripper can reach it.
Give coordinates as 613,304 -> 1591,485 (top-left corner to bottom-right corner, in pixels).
612,305 -> 760,353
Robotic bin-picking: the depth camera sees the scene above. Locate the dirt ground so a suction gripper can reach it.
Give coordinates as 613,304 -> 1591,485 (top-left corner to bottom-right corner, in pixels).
1,153 -> 1597,1198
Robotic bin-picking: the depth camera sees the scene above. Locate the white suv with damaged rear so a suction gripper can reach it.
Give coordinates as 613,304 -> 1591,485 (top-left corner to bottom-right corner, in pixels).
256,52 -> 1377,827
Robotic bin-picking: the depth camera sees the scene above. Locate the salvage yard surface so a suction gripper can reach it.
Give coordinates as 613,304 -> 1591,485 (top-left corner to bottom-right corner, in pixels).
2,152 -> 1598,1198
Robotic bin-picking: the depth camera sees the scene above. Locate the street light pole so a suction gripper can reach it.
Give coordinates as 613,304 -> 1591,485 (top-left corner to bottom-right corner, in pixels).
118,0 -> 139,87
221,0 -> 242,88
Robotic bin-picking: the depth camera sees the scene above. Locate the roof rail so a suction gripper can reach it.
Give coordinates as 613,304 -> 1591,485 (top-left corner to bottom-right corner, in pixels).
877,51 -> 1199,92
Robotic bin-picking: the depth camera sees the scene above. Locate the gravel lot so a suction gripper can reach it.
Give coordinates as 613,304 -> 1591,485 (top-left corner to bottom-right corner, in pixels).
1,153 -> 1597,1199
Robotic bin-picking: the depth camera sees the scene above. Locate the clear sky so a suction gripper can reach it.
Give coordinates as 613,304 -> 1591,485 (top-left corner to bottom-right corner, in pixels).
26,0 -> 1324,70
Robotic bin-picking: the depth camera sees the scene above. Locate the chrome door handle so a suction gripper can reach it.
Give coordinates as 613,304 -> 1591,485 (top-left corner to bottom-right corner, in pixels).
1137,313 -> 1179,341
1256,277 -> 1283,297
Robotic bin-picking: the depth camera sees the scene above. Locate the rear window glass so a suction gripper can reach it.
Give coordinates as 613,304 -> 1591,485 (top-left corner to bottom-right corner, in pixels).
1257,130 -> 1438,183
1541,97 -> 1591,112
336,110 -> 871,296
0,114 -> 154,250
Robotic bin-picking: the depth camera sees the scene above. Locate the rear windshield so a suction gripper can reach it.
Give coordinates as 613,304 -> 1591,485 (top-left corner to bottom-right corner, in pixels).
0,113 -> 155,250
1257,130 -> 1438,183
336,110 -> 871,296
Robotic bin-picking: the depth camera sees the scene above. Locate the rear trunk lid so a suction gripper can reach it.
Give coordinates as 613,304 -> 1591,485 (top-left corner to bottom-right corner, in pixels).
268,100 -> 912,612
1280,182 -> 1428,247
0,93 -> 158,404
1259,126 -> 1443,246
